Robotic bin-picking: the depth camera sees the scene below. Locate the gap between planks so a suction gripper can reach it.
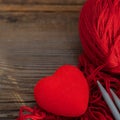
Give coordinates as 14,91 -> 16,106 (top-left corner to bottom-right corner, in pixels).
0,4 -> 82,12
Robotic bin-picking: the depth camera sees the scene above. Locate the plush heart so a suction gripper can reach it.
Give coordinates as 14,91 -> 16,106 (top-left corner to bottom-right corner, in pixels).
34,65 -> 89,117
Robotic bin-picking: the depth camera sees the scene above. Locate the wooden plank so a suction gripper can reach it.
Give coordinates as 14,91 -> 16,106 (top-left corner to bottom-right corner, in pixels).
0,0 -> 86,5
0,4 -> 82,12
0,102 -> 35,111
0,12 -> 82,119
0,103 -> 35,119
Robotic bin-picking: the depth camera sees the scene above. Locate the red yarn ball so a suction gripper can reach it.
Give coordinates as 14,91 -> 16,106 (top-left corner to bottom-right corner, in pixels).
79,0 -> 120,74
78,0 -> 120,119
34,65 -> 89,117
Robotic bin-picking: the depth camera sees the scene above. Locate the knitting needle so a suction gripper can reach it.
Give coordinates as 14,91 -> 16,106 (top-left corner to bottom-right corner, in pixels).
110,89 -> 120,111
97,81 -> 120,120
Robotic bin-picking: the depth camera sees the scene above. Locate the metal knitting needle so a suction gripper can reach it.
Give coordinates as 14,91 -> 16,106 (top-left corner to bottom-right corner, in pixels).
110,89 -> 120,111
97,81 -> 120,120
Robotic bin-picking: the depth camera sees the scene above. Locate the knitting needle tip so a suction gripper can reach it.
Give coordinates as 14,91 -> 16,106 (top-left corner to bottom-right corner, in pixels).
110,88 -> 120,111
97,80 -> 120,120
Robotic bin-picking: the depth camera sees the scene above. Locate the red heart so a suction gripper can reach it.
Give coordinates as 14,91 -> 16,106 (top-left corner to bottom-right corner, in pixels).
34,65 -> 89,117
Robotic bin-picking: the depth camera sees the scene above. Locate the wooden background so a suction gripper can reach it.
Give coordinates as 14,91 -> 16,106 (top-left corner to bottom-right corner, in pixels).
0,0 -> 86,119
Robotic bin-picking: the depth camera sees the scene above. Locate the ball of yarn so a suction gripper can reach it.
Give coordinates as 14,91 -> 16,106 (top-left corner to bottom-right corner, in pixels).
79,0 -> 120,74
78,0 -> 120,119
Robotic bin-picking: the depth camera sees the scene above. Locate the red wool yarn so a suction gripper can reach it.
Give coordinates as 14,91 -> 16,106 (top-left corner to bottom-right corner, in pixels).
79,0 -> 120,119
17,0 -> 120,120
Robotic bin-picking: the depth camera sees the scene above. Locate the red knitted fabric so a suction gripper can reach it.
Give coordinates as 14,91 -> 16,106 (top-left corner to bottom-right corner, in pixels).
17,0 -> 120,120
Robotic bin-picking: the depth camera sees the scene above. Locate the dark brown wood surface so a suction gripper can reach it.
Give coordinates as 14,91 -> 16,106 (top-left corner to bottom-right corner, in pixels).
0,0 -> 85,119
0,0 -> 85,4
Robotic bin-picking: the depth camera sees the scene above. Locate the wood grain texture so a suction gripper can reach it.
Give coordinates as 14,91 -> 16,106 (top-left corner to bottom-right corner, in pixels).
0,0 -> 86,12
0,4 -> 82,12
0,0 -> 86,5
0,12 -> 82,119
